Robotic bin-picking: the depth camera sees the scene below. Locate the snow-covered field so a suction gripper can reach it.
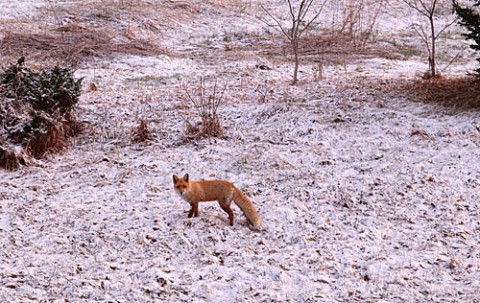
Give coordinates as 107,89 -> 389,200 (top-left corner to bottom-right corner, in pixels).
1,1 -> 479,302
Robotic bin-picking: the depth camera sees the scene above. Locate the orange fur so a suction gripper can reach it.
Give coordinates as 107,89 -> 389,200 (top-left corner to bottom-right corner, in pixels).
173,174 -> 261,229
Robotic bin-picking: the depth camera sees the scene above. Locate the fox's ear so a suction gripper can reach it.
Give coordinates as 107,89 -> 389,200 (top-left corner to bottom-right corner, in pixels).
173,175 -> 179,183
184,173 -> 189,182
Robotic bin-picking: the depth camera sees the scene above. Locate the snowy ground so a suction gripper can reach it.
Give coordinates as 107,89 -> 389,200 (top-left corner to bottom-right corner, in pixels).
1,1 -> 480,302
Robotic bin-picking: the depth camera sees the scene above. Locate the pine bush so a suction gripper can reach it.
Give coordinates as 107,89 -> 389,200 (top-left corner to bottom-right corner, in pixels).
453,0 -> 480,75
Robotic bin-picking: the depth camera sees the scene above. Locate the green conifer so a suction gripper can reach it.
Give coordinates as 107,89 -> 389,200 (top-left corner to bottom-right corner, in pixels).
453,0 -> 480,75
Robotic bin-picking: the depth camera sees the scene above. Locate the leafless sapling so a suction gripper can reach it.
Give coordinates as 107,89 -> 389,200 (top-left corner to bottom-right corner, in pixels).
401,0 -> 458,78
260,0 -> 328,85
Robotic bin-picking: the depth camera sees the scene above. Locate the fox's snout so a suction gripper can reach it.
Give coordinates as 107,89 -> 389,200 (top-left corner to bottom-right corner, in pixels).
175,185 -> 188,194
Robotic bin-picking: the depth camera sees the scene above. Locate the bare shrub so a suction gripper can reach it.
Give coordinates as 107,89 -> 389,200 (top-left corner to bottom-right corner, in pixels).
132,119 -> 153,143
257,79 -> 274,103
182,78 -> 226,142
131,94 -> 154,143
333,0 -> 386,46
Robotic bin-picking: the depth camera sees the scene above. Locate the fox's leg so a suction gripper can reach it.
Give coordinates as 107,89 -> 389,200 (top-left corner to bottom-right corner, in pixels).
193,202 -> 199,217
219,201 -> 234,226
188,201 -> 199,218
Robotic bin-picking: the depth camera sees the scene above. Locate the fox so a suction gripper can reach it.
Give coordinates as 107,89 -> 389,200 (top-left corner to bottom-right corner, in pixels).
173,174 -> 261,229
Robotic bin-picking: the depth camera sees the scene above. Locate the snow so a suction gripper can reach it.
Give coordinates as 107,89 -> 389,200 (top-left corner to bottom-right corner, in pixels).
0,0 -> 45,20
1,1 -> 480,302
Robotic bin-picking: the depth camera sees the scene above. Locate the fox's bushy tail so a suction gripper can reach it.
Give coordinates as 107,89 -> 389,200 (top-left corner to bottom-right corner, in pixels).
232,187 -> 261,229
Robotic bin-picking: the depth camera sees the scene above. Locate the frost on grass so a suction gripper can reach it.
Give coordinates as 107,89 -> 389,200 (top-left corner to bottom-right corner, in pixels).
1,80 -> 479,302
1,1 -> 479,302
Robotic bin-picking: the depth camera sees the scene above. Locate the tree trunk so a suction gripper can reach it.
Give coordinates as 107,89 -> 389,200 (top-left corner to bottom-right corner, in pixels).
292,37 -> 299,85
430,12 -> 437,77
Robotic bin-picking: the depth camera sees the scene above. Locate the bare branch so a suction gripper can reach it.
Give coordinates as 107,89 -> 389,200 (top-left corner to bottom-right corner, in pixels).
401,0 -> 430,18
259,5 -> 293,41
420,0 -> 433,17
183,86 -> 202,117
299,0 -> 328,37
435,16 -> 460,39
287,0 -> 296,22
440,46 -> 468,74
297,0 -> 309,21
412,24 -> 430,52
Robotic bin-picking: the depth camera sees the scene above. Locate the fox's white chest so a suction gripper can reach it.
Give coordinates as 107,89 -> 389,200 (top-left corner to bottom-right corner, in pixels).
176,190 -> 190,203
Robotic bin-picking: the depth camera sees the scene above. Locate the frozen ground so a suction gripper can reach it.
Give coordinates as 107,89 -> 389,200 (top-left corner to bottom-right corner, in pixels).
1,1 -> 479,302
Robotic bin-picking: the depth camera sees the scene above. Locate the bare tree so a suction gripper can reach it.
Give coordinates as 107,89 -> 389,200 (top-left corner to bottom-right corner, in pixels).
401,0 -> 458,78
335,0 -> 386,46
260,0 -> 328,85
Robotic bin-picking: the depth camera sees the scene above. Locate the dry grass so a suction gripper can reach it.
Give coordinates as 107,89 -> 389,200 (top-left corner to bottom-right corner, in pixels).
132,119 -> 153,143
256,31 -> 403,68
0,114 -> 78,170
0,148 -> 28,171
26,122 -> 72,158
65,119 -> 86,138
397,76 -> 480,110
183,115 -> 223,142
0,0 -> 180,65
337,76 -> 480,111
1,26 -> 165,65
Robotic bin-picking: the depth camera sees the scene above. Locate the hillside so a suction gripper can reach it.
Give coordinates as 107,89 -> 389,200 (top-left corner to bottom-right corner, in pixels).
1,1 -> 479,302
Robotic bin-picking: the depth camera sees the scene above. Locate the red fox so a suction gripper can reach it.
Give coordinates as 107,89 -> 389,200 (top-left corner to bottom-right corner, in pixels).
173,174 -> 261,229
